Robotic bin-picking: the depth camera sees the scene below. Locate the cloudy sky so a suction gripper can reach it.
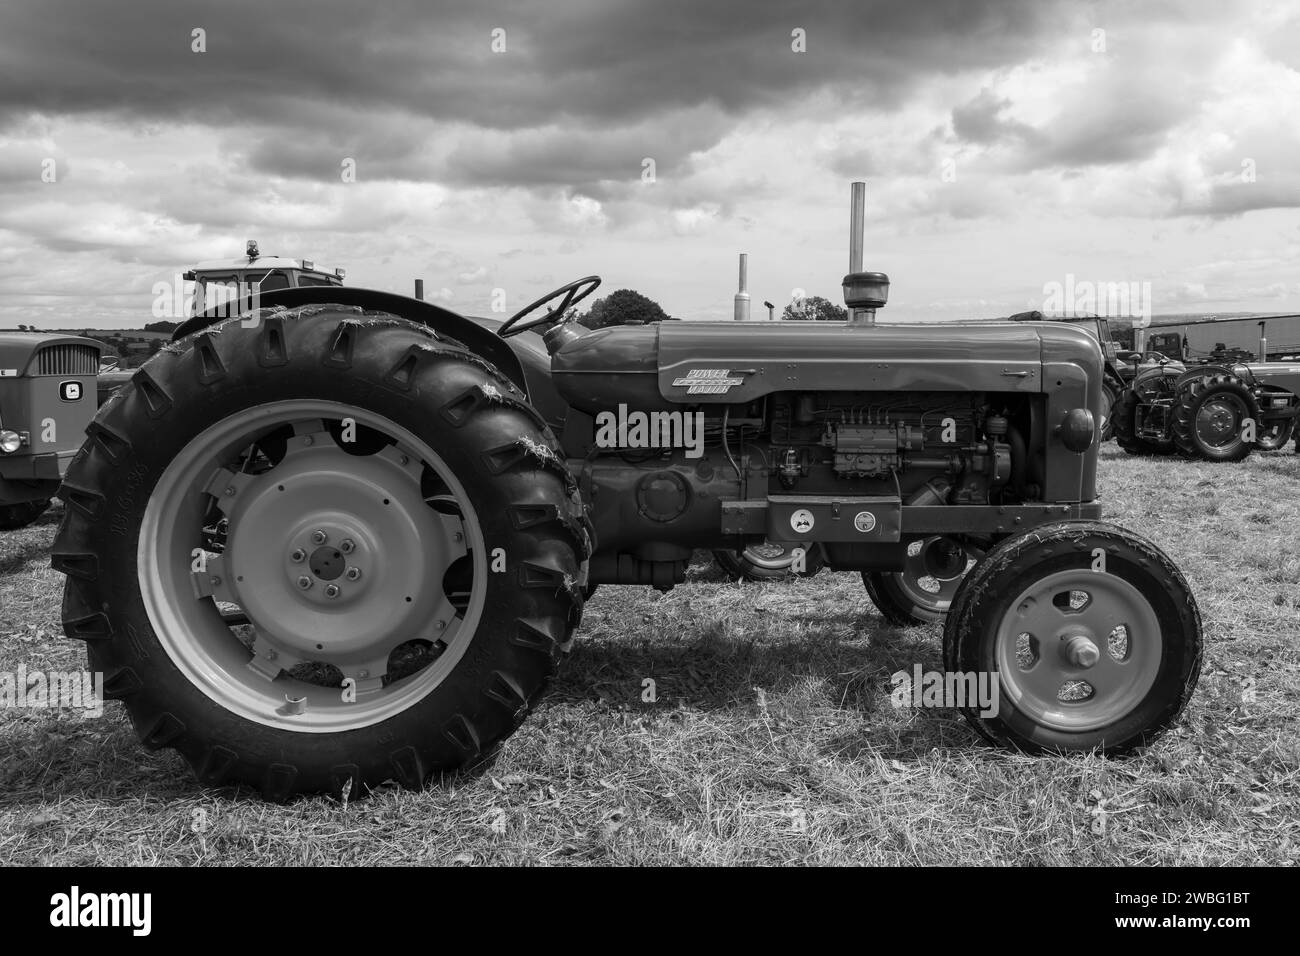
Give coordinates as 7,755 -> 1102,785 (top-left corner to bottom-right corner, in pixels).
1,0 -> 1298,329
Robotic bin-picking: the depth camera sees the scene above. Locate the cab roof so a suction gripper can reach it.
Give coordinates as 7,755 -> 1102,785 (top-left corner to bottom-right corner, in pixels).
191,256 -> 341,277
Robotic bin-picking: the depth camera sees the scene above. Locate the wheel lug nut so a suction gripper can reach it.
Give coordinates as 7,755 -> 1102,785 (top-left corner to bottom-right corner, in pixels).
340,539 -> 355,554
297,576 -> 313,590
345,567 -> 361,581
290,549 -> 306,563
312,530 -> 328,545
324,584 -> 341,599
1064,635 -> 1100,668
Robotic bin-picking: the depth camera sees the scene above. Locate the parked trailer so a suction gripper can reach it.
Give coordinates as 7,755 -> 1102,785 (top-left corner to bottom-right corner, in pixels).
1115,314 -> 1300,362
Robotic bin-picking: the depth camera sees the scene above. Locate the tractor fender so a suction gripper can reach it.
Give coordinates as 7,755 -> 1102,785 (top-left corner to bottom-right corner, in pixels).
171,286 -> 530,394
1173,363 -> 1238,390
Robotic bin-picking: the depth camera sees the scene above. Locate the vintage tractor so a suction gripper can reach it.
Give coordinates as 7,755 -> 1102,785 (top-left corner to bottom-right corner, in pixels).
96,242 -> 347,406
1113,357 -> 1300,460
52,186 -> 1203,801
0,332 -> 101,530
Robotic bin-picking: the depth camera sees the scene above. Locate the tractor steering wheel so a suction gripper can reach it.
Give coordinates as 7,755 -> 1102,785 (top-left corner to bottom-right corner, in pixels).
497,276 -> 601,338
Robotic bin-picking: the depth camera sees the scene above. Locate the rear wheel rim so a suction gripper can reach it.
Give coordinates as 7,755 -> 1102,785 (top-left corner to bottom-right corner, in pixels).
138,399 -> 488,733
1195,394 -> 1247,448
994,569 -> 1162,732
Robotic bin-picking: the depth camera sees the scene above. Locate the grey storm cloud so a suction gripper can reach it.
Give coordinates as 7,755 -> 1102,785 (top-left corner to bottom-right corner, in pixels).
951,88 -> 1039,146
0,0 -> 1062,190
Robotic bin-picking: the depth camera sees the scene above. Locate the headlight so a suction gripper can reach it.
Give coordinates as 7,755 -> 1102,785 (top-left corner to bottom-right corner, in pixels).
0,429 -> 21,454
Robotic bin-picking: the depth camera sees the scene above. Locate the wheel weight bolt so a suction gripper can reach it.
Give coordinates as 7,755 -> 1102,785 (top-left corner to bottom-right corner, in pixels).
297,576 -> 313,590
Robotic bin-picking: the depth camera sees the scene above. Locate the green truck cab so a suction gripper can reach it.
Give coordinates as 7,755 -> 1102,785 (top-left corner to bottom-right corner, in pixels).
0,332 -> 102,529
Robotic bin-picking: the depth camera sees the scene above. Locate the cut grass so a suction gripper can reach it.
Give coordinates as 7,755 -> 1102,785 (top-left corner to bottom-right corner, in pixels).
1,444 -> 1298,865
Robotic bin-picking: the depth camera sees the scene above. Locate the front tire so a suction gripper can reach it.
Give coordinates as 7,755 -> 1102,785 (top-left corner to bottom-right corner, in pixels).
1256,419 -> 1295,452
52,305 -> 591,801
944,521 -> 1201,755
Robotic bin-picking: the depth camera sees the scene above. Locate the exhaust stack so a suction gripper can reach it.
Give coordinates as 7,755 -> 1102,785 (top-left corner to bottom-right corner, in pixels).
734,253 -> 751,321
1259,320 -> 1268,361
842,181 -> 889,327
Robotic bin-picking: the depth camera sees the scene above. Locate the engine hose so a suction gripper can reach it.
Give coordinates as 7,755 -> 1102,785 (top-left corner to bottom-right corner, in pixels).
1007,425 -> 1028,497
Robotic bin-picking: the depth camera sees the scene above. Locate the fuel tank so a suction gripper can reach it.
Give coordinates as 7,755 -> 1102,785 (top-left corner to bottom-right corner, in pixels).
550,320 -> 1099,414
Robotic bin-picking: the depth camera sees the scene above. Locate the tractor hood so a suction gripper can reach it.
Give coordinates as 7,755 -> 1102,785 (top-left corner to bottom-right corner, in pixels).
550,320 -> 1101,414
0,333 -> 102,377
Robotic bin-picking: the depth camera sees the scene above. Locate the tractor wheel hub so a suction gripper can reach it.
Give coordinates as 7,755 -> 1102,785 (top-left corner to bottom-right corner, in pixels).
216,429 -> 466,662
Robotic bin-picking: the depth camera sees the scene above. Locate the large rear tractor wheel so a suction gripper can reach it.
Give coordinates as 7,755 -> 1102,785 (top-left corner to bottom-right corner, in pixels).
0,498 -> 52,530
712,541 -> 824,581
1112,387 -> 1175,456
52,305 -> 591,801
1172,373 -> 1258,462
863,536 -> 984,625
944,521 -> 1200,755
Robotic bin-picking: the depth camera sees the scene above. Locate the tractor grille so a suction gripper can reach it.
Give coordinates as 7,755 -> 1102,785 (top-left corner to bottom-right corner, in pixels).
31,344 -> 98,376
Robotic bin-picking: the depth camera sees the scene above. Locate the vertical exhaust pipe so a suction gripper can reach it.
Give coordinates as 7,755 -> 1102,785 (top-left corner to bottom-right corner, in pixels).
849,181 -> 865,275
1258,320 -> 1268,361
734,252 -> 750,321
414,279 -> 424,300
843,181 -> 888,327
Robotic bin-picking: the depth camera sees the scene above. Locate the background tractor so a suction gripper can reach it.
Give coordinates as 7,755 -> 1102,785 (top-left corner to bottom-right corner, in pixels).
52,184 -> 1203,801
1113,356 -> 1300,460
0,332 -> 101,529
96,242 -> 346,405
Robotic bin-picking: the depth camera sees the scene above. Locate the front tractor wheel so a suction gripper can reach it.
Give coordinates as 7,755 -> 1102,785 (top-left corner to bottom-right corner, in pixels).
863,535 -> 984,625
944,521 -> 1201,755
1256,419 -> 1295,452
1172,373 -> 1258,462
52,305 -> 590,801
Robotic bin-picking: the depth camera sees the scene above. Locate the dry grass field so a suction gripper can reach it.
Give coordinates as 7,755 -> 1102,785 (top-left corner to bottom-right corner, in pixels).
1,444 -> 1298,866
